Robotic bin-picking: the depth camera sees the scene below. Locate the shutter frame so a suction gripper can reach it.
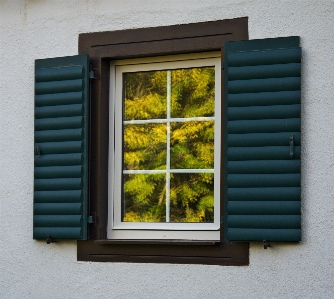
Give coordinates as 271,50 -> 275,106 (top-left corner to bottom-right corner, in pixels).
34,55 -> 89,240
223,37 -> 301,242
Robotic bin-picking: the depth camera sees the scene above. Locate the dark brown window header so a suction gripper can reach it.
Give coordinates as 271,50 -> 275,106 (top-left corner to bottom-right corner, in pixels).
79,17 -> 248,59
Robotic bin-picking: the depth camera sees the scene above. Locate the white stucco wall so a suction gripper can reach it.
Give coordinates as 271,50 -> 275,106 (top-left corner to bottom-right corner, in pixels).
1,0 -> 334,298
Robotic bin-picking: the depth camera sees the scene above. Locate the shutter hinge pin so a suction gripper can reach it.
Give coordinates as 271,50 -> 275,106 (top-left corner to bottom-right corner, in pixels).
263,239 -> 271,249
222,61 -> 225,70
89,71 -> 96,79
46,235 -> 56,244
88,215 -> 95,224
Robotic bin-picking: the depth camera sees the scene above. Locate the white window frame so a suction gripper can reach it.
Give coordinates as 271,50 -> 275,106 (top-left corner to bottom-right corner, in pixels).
108,52 -> 221,240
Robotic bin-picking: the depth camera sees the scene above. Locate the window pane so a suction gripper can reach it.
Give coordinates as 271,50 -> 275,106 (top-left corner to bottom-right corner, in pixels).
170,173 -> 214,223
124,124 -> 166,170
123,173 -> 166,222
171,67 -> 215,118
121,63 -> 217,225
170,121 -> 214,169
124,71 -> 167,120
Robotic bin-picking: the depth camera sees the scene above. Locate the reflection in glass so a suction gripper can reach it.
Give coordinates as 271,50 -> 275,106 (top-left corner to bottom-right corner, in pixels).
171,67 -> 215,118
124,124 -> 166,170
170,173 -> 214,223
122,65 -> 215,223
123,174 -> 166,222
171,121 -> 214,169
124,71 -> 167,120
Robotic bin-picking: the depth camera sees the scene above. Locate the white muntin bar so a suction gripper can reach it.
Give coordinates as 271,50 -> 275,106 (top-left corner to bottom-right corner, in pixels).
166,70 -> 171,223
123,169 -> 214,174
123,170 -> 167,174
123,116 -> 214,125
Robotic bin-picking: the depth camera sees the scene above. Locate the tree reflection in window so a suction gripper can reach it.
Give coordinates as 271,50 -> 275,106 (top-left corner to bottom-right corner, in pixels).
122,67 -> 215,223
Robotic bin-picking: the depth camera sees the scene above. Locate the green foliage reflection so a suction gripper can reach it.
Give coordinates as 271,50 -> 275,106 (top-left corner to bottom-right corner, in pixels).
124,71 -> 166,120
123,67 -> 215,223
171,68 -> 215,117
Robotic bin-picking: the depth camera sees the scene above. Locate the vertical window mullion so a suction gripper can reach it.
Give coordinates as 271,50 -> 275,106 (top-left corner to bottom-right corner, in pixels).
166,70 -> 172,222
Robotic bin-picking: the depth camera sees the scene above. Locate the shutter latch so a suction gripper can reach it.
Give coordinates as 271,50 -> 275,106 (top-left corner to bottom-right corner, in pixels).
35,145 -> 41,156
289,134 -> 294,158
46,235 -> 56,244
263,239 -> 271,249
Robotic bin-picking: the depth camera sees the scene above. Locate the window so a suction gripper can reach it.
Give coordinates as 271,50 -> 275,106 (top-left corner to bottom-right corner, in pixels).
109,54 -> 221,240
34,17 -> 301,265
78,18 -> 251,265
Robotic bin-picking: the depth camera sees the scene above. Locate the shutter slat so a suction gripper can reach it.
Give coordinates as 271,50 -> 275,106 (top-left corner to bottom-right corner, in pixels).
228,77 -> 300,94
35,166 -> 82,179
35,128 -> 82,143
228,187 -> 300,201
33,227 -> 82,239
35,153 -> 82,167
34,141 -> 82,155
228,104 -> 300,121
34,203 -> 82,215
34,190 -> 82,203
35,178 -> 82,191
227,174 -> 300,188
229,91 -> 300,107
228,201 -> 300,215
228,132 -> 301,147
35,92 -> 83,107
35,116 -> 83,131
34,55 -> 89,240
228,118 -> 300,134
228,63 -> 300,81
228,146 -> 301,160
34,215 -> 82,227
228,160 -> 300,174
228,215 -> 300,229
35,79 -> 83,94
35,104 -> 83,118
228,228 -> 301,242
228,47 -> 301,67
35,65 -> 83,82
224,37 -> 301,242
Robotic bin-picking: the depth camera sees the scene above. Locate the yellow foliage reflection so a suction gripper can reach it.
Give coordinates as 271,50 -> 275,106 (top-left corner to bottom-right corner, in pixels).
123,67 -> 215,223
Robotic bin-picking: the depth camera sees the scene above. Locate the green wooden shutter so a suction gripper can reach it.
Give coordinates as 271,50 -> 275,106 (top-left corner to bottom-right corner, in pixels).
223,37 -> 301,242
34,55 -> 89,240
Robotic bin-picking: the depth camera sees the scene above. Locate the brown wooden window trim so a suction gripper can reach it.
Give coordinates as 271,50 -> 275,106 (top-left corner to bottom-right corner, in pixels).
77,17 -> 249,266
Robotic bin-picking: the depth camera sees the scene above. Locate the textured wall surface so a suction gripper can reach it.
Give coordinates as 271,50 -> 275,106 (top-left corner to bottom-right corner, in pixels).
1,0 -> 334,298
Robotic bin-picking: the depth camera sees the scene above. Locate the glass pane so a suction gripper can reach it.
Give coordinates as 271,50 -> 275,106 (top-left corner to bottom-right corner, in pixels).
170,121 -> 214,169
170,173 -> 214,223
121,64 -> 216,224
124,124 -> 166,170
171,67 -> 215,118
123,174 -> 166,222
124,71 -> 167,120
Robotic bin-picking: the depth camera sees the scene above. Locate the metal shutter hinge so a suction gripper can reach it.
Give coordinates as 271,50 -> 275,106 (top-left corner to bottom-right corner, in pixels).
88,215 -> 95,224
89,71 -> 96,79
222,61 -> 225,70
